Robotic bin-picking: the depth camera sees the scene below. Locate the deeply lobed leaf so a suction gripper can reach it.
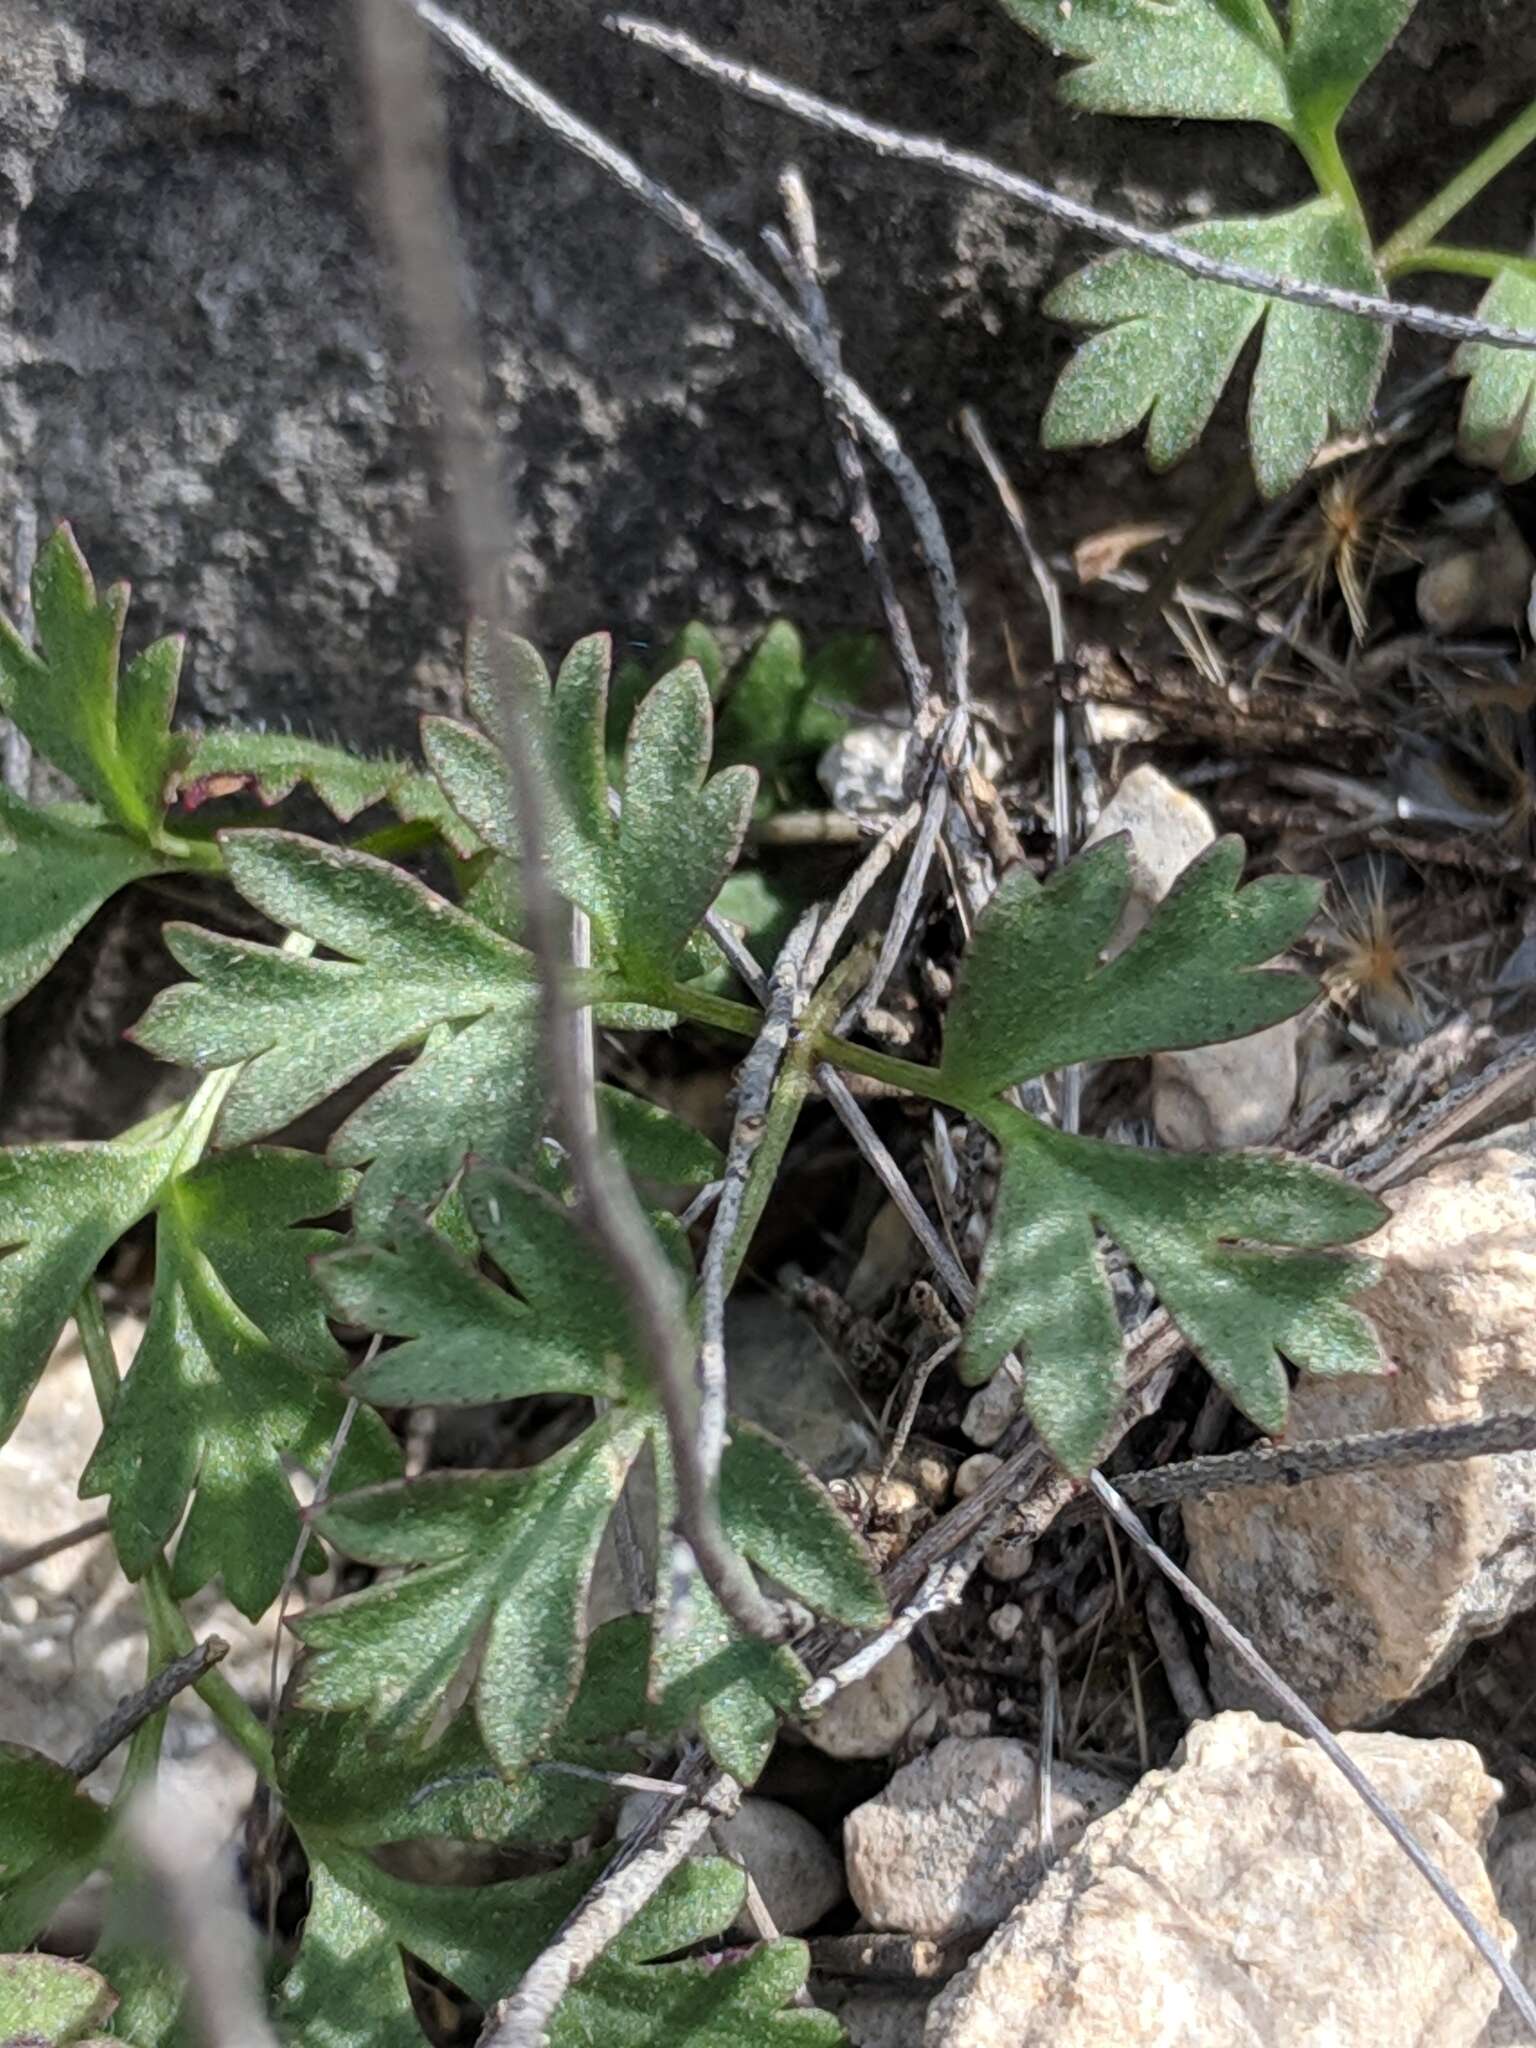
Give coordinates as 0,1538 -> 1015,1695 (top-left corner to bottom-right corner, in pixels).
0,791 -> 168,1019
79,1150 -> 399,1619
0,1128 -> 181,1447
965,1107 -> 1386,1469
941,833 -> 1319,1104
1043,200 -> 1388,498
0,526 -> 186,840
0,1747 -> 111,1952
998,0 -> 1414,133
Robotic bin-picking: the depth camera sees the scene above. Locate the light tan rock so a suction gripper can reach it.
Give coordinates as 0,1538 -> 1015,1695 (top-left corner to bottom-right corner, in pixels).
1482,1807 -> 1536,2044
928,1712 -> 1510,2048
710,1797 -> 845,1936
818,1982 -> 932,2047
1151,1016 -> 1299,1152
1186,1137 -> 1536,1726
1087,766 -> 1297,1148
843,1736 -> 1123,1940
804,1642 -> 937,1761
0,1322 -> 285,1841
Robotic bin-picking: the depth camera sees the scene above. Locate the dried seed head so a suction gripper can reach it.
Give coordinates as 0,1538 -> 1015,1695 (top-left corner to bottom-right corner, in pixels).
1261,462 -> 1406,643
1320,863 -> 1424,1043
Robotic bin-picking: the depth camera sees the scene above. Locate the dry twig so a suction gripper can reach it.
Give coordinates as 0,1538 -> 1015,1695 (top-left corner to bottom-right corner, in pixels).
66,1638 -> 230,1779
611,18 -> 1536,356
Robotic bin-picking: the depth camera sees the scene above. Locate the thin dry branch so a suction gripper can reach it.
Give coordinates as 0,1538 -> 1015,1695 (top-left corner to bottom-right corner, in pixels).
355,0 -> 782,1649
477,1756 -> 740,2048
1090,1471 -> 1536,2040
612,18 -> 1536,356
66,1637 -> 229,1779
0,1512 -> 109,1581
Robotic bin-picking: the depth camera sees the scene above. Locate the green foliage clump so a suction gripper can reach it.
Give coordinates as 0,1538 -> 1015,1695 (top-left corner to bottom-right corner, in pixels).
0,529 -> 1385,2042
1000,0 -> 1536,494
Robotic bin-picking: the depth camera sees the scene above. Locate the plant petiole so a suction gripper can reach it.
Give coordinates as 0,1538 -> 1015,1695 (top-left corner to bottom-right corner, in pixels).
1384,244 -> 1536,289
1379,94 -> 1536,271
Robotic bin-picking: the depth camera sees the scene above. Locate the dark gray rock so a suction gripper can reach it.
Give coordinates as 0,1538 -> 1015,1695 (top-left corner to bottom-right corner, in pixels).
5,0 -> 1530,747
1,0 -> 1531,1132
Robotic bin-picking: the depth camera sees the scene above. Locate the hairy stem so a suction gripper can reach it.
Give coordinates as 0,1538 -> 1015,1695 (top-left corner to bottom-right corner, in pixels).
1380,94 -> 1536,270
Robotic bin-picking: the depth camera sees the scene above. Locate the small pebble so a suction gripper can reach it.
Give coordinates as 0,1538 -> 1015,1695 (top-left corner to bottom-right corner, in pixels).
983,1536 -> 1035,1582
955,1453 -> 1003,1501
989,1602 -> 1024,1644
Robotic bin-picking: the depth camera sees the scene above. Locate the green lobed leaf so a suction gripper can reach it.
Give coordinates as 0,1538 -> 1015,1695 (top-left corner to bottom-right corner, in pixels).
597,1083 -> 724,1188
277,1702 -> 619,1851
175,728 -> 482,858
617,663 -> 757,984
998,0 -> 1413,132
317,1194 -> 625,1409
941,833 -> 1319,1105
0,791 -> 168,1018
0,1953 -> 120,2046
293,1412 -> 647,1770
965,1107 -> 1386,1469
1453,269 -> 1536,484
0,1747 -> 111,1952
0,1128 -> 180,1447
277,1847 -> 602,2047
1043,199 -> 1388,497
997,0 -> 1291,125
79,1150 -> 399,1619
1285,0 -> 1417,130
131,829 -> 538,1153
0,527 -> 186,840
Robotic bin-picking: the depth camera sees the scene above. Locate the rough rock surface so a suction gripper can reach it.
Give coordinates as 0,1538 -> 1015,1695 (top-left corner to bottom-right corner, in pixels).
842,1735 -> 1123,1939
1483,1807 -> 1536,2046
711,1797 -> 846,1936
1084,764 -> 1218,937
4,2 -> 1533,741
817,1983 -> 931,2048
0,1318 -> 284,1836
928,1712 -> 1510,2048
1186,1134 -> 1536,1727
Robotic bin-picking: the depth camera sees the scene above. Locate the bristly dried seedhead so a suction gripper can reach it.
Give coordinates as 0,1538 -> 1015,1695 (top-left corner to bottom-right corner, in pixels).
1260,461 -> 1407,644
1319,861 -> 1427,1044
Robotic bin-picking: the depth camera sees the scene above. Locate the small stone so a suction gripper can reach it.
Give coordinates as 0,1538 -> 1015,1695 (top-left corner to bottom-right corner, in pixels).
927,1712 -> 1508,2048
908,1452 -> 953,1507
945,1710 -> 992,1740
711,1797 -> 846,1936
805,1642 -> 936,1760
844,1736 -> 1124,1940
1186,1131 -> 1536,1725
1417,511 -> 1535,633
989,1603 -> 1024,1643
982,1537 -> 1034,1582
1151,1012 -> 1300,1152
819,726 -> 911,817
954,1453 -> 1002,1501
961,1372 -> 1023,1449
1083,764 -> 1217,942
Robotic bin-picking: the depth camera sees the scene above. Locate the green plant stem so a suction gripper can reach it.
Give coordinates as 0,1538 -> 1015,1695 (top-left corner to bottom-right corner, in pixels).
1291,118 -> 1366,223
1380,95 -> 1536,270
73,1279 -> 126,1423
661,976 -> 975,1112
1385,244 -> 1536,288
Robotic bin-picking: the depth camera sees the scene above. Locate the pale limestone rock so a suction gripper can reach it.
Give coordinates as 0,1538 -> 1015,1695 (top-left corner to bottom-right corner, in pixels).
804,1642 -> 937,1762
1084,764 -> 1217,939
960,1369 -> 1023,1449
1151,1018 -> 1300,1152
843,1737 -> 1123,1939
711,1797 -> 845,1936
1186,1139 -> 1536,1726
1417,510 -> 1535,633
928,1713 -> 1509,2048
1482,1807 -> 1536,2044
0,1322 -> 283,1838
